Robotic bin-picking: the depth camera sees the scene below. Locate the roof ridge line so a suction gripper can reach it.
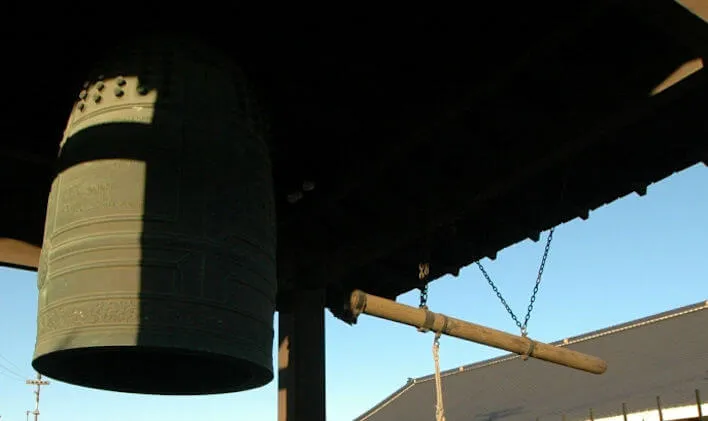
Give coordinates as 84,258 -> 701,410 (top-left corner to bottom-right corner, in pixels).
354,382 -> 416,421
417,299 -> 708,383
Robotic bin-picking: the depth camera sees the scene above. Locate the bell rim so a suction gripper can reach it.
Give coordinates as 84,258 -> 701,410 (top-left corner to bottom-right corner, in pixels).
32,345 -> 274,395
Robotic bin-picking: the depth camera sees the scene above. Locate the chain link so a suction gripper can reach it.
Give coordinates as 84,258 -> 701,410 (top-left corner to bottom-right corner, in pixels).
419,284 -> 429,308
419,262 -> 430,309
476,228 -> 555,335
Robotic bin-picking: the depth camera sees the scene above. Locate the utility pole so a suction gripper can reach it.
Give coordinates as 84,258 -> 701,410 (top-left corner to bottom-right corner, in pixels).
26,410 -> 31,421
26,373 -> 49,421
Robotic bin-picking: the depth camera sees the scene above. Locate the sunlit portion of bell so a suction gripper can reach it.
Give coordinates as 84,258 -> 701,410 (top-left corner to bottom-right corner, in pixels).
32,37 -> 277,395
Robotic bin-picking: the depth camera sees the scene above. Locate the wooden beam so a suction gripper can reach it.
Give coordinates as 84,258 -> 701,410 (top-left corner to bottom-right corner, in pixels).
627,0 -> 708,56
349,290 -> 608,375
651,58 -> 704,95
0,238 -> 40,270
677,0 -> 708,23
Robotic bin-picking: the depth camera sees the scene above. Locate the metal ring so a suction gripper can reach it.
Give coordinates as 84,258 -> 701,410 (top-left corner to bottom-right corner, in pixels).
522,339 -> 536,361
418,309 -> 436,333
435,315 -> 449,340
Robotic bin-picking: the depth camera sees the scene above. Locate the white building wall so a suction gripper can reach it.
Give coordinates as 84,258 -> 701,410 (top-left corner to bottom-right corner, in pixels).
587,403 -> 707,421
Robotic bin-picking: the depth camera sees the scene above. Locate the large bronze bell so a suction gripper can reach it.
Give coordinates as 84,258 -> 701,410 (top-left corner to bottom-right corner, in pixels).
32,36 -> 277,395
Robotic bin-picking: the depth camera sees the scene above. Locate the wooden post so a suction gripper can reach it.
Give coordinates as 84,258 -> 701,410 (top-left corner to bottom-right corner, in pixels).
590,408 -> 595,421
278,289 -> 326,421
622,403 -> 628,421
657,396 -> 664,421
349,290 -> 608,374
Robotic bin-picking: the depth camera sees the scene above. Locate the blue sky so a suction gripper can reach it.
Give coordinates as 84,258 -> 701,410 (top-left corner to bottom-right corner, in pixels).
1,164 -> 706,421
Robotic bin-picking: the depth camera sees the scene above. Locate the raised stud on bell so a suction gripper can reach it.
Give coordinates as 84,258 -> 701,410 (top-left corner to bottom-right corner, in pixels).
302,180 -> 315,192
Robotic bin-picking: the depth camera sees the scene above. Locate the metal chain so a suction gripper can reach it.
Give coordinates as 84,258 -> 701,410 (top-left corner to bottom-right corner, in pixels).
419,285 -> 429,308
419,263 -> 430,309
476,228 -> 555,336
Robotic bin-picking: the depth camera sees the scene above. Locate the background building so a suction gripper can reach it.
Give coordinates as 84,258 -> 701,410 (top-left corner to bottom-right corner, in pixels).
355,301 -> 708,421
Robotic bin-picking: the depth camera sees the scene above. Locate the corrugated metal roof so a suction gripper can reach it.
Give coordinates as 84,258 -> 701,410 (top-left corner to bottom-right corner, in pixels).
355,300 -> 708,421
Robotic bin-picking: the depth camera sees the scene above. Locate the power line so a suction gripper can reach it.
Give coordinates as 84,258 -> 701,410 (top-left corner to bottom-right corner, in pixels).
0,362 -> 24,381
0,371 -> 21,381
0,352 -> 27,375
0,351 -> 29,381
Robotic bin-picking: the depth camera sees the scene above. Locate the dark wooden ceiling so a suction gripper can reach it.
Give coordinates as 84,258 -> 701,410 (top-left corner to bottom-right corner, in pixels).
1,1 -> 706,315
